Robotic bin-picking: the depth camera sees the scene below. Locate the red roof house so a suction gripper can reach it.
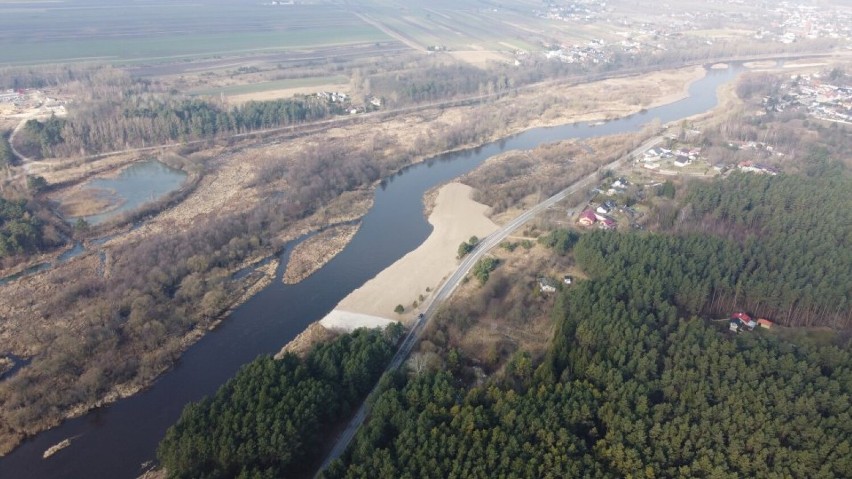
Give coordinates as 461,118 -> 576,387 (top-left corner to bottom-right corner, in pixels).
577,209 -> 597,226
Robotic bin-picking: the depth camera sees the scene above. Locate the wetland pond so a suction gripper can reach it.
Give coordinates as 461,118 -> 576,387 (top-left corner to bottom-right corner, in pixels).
72,159 -> 187,225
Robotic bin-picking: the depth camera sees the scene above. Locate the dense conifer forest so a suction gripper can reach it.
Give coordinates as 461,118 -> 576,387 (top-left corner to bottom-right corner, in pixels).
157,327 -> 401,479
677,170 -> 851,327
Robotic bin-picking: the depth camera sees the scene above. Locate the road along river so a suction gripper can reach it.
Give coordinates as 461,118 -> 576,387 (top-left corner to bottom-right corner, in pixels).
0,64 -> 740,479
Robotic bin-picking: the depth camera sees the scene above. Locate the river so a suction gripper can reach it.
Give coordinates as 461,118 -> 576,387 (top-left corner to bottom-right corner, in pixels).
0,64 -> 741,479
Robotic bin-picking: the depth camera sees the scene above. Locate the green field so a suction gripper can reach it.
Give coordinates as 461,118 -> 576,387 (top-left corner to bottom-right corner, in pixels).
191,75 -> 350,97
0,1 -> 389,65
359,1 -> 546,51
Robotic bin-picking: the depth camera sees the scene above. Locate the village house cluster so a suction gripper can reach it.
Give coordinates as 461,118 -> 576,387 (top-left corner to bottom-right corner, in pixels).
544,38 -> 613,65
0,90 -> 22,105
638,145 -> 705,171
762,1 -> 852,43
764,72 -> 852,124
313,91 -> 382,115
530,0 -> 851,69
574,176 -> 644,231
534,1 -> 608,23
0,88 -> 67,116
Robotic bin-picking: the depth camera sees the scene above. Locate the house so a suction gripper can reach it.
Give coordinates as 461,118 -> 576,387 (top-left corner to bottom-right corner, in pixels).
563,275 -> 574,285
644,147 -> 664,159
599,218 -> 617,230
731,312 -> 756,331
673,155 -> 691,167
596,204 -> 611,215
757,318 -> 774,329
577,209 -> 597,226
538,277 -> 558,293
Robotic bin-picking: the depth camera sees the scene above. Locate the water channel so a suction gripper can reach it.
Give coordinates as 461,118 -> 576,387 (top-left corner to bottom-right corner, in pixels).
0,64 -> 741,479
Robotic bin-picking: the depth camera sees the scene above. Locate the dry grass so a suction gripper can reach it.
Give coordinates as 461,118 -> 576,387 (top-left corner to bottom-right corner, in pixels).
283,224 -> 360,284
51,187 -> 122,217
432,241 -> 574,371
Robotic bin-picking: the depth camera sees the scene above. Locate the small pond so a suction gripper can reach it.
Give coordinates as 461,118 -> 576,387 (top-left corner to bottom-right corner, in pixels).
75,160 -> 187,225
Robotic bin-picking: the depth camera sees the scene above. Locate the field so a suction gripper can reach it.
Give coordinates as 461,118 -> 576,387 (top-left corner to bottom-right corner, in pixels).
352,0 -> 545,52
0,1 -> 390,65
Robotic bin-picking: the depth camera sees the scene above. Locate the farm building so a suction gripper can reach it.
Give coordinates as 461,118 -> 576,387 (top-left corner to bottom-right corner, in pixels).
757,318 -> 774,329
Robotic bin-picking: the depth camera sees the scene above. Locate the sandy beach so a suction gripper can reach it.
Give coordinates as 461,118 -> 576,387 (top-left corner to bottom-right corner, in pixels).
320,182 -> 498,331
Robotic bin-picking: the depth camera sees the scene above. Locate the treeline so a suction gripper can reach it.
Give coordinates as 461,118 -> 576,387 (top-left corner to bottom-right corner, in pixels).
158,327 -> 400,479
20,95 -> 337,158
323,230 -> 852,478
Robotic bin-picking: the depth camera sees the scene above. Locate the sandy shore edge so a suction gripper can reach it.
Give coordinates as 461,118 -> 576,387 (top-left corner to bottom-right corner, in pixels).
277,182 -> 498,353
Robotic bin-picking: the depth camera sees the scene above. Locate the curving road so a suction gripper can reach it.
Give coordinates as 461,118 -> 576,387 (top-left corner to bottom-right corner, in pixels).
316,135 -> 663,475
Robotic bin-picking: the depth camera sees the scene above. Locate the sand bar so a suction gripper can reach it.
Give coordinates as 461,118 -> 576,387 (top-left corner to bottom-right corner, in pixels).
323,182 -> 499,327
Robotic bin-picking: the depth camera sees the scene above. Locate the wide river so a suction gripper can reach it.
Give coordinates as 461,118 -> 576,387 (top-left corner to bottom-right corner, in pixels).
0,64 -> 741,479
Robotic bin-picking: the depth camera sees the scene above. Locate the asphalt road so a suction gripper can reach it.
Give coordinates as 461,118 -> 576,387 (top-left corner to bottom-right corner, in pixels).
316,135 -> 663,476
